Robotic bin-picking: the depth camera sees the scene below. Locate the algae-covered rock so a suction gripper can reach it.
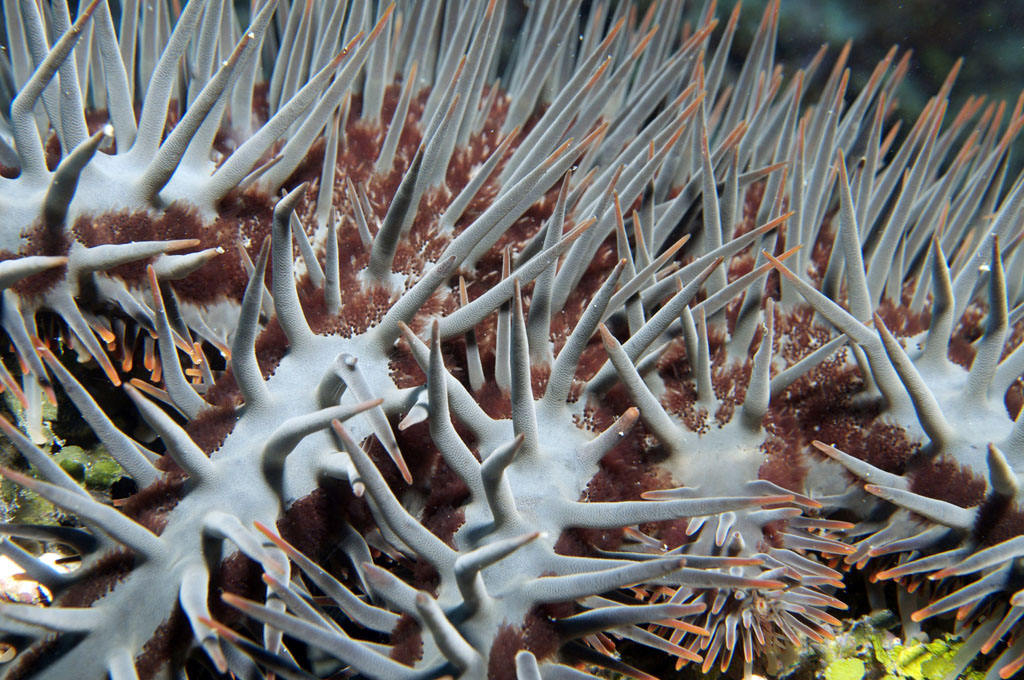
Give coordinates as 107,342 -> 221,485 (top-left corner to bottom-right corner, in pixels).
825,659 -> 865,680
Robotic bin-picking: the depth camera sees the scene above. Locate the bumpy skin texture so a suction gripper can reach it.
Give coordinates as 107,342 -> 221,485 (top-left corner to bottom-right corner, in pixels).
2,1 -> 1024,680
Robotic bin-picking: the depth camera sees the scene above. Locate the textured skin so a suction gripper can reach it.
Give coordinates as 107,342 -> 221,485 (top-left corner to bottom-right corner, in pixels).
1,2 -> 1024,680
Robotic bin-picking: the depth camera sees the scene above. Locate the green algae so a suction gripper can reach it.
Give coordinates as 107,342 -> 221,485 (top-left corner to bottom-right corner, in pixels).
1,392 -> 124,526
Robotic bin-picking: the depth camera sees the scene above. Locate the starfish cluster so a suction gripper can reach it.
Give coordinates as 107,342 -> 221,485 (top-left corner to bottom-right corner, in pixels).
0,1 -> 1023,679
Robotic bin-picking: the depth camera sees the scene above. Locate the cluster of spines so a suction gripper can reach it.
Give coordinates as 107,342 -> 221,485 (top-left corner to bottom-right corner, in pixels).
3,0 -> 1024,679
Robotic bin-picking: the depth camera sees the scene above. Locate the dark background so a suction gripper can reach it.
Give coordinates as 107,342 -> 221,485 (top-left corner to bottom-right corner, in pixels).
735,0 -> 1024,128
